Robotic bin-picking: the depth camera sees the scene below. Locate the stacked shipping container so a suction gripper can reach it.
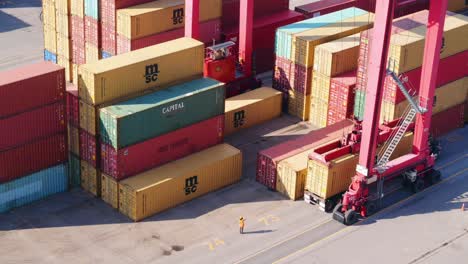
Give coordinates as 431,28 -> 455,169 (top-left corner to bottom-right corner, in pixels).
273,7 -> 374,121
0,62 -> 68,212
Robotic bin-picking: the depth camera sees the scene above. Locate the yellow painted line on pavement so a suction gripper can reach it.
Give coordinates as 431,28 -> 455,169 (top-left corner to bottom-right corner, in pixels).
273,167 -> 468,264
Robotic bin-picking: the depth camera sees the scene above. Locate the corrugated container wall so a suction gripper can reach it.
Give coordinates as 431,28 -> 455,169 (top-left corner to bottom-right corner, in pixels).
431,103 -> 465,138
99,78 -> 225,149
101,173 -> 119,208
276,152 -> 308,200
224,87 -> 282,136
101,115 -> 224,180
68,125 -> 80,156
0,62 -> 65,117
0,164 -> 68,213
68,153 -> 81,188
295,0 -> 356,18
80,160 -> 101,196
119,144 -> 242,221
78,37 -> 204,105
116,0 -> 221,39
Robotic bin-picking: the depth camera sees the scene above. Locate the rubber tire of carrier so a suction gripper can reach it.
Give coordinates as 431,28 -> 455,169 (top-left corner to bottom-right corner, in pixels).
325,199 -> 336,213
344,210 -> 359,225
412,178 -> 425,193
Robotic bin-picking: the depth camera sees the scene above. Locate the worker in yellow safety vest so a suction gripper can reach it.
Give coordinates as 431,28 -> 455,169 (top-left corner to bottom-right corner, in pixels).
239,217 -> 245,234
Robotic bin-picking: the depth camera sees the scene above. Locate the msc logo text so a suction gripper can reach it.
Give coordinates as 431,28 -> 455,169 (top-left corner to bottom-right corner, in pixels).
233,110 -> 245,128
172,8 -> 184,25
145,64 -> 160,83
185,175 -> 199,195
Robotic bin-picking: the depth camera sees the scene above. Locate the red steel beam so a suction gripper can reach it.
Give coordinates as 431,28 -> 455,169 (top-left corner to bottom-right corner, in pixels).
184,0 -> 200,39
356,0 -> 396,178
413,0 -> 448,155
238,0 -> 253,76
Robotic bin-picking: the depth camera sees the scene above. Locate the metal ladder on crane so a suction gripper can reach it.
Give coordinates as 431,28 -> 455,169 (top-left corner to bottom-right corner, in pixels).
376,70 -> 426,168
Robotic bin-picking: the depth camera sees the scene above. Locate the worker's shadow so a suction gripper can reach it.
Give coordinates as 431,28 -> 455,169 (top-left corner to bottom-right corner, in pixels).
243,229 -> 275,234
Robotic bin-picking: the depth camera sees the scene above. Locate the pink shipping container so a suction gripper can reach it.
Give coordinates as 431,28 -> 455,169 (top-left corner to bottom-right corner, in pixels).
0,62 -> 65,118
223,10 -> 304,73
430,103 -> 465,138
80,129 -> 99,168
71,40 -> 86,65
0,133 -> 67,183
71,15 -> 85,41
295,0 -> 357,18
222,0 -> 289,29
66,83 -> 79,127
273,57 -> 312,95
256,119 -> 354,189
85,16 -> 100,47
383,50 -> 468,104
101,115 -> 224,180
0,102 -> 66,151
117,19 -> 222,54
327,71 -> 356,126
101,22 -> 116,55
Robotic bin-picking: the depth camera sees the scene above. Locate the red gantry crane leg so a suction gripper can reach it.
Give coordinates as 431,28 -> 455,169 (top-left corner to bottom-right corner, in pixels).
333,0 -> 448,225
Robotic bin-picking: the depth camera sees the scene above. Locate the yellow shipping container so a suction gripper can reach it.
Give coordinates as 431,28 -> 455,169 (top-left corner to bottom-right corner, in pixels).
85,43 -> 100,64
306,132 -> 414,199
309,97 -> 328,128
80,160 -> 101,197
447,0 -> 468,12
380,78 -> 468,123
58,56 -> 72,82
79,99 -> 98,135
55,12 -> 70,37
119,144 -> 242,221
101,174 -> 119,209
288,89 -> 311,121
117,0 -> 222,39
313,34 -> 360,77
276,153 -> 308,200
293,13 -> 374,67
67,124 -> 80,156
311,71 -> 331,101
71,0 -> 84,17
388,14 -> 468,74
225,87 -> 282,136
42,0 -> 56,28
79,37 -> 204,105
57,34 -> 71,58
72,64 -> 79,85
43,25 -> 57,54
55,0 -> 71,15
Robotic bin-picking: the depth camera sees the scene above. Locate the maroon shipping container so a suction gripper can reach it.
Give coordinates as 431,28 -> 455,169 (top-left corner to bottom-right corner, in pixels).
430,103 -> 465,138
71,39 -> 86,65
383,50 -> 468,104
356,0 -> 429,18
0,61 -> 65,118
0,133 -> 67,183
295,0 -> 356,18
222,0 -> 289,29
273,56 -> 293,93
256,119 -> 354,189
71,15 -> 85,42
0,102 -> 66,151
80,129 -> 99,168
101,115 -> 224,180
273,57 -> 312,95
85,16 -> 100,47
327,71 -> 356,126
101,22 -> 116,55
223,10 -> 304,73
117,19 -> 222,54
66,83 -> 79,127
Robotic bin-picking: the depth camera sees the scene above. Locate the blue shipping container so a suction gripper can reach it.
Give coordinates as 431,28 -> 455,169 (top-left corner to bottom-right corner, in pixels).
275,7 -> 367,60
44,49 -> 57,64
85,0 -> 99,20
0,164 -> 68,213
101,50 -> 112,59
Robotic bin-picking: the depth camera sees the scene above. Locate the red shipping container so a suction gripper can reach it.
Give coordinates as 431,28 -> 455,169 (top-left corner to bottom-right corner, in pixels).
80,129 -> 99,168
85,16 -> 100,47
256,119 -> 354,189
71,39 -> 86,65
71,15 -> 85,42
0,62 -> 65,118
430,103 -> 465,138
327,71 -> 356,126
222,0 -> 289,29
101,115 -> 224,180
0,102 -> 66,151
383,50 -> 468,104
273,56 -> 293,93
0,133 -> 67,183
66,83 -> 79,127
295,0 -> 356,18
116,19 -> 222,54
272,57 -> 312,95
101,22 -> 116,55
356,0 -> 429,18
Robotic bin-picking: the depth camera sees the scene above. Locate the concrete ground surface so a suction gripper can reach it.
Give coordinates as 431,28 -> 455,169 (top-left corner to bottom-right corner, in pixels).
2,1 -> 468,264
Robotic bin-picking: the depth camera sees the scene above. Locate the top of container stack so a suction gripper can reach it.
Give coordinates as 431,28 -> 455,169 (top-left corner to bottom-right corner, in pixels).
275,7 -> 369,60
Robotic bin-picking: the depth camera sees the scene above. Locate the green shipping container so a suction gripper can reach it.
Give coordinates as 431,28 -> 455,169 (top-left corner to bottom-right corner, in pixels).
68,153 -> 81,188
99,78 -> 225,149
353,89 -> 365,121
